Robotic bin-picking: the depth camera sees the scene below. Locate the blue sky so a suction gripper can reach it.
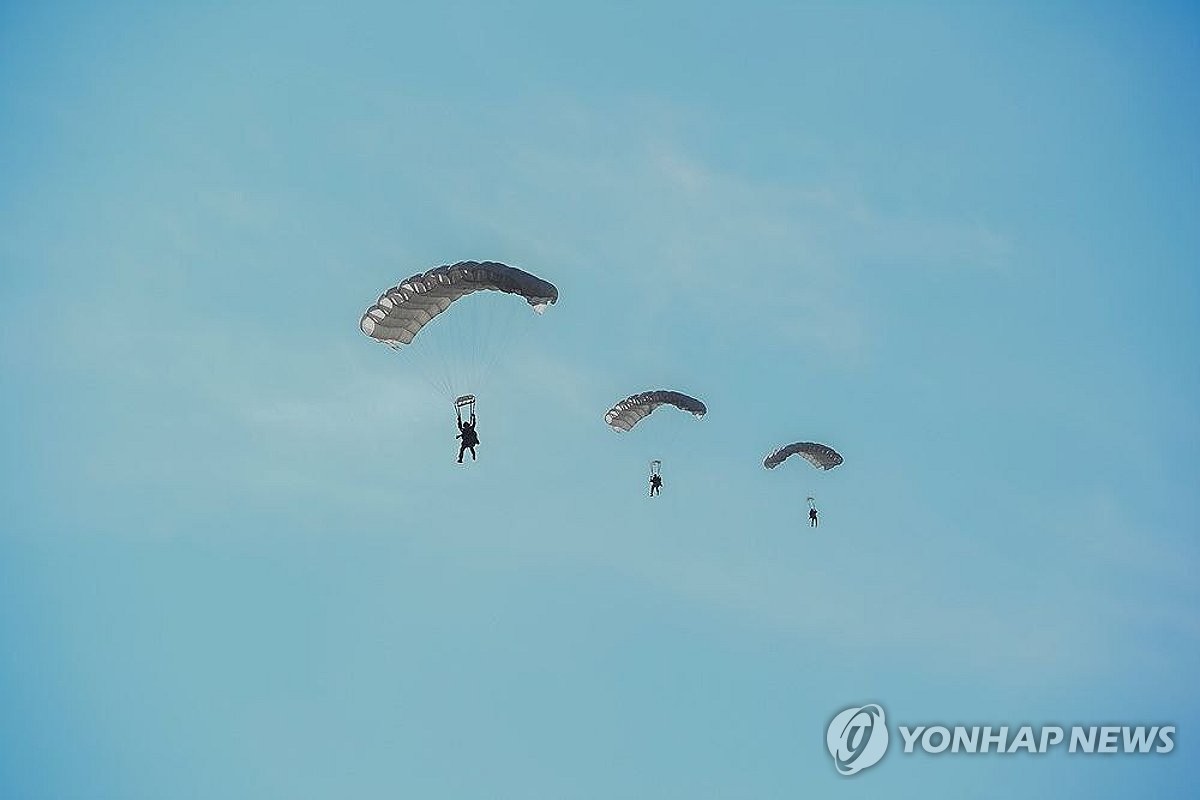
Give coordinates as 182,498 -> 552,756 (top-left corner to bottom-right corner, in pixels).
2,2 -> 1197,797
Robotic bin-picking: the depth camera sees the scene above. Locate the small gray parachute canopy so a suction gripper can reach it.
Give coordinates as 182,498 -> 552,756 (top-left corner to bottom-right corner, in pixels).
763,442 -> 844,470
360,261 -> 559,346
605,390 -> 707,432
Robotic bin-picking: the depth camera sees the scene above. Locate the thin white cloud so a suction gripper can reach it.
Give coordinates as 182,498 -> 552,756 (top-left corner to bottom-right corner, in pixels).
397,107 -> 1011,370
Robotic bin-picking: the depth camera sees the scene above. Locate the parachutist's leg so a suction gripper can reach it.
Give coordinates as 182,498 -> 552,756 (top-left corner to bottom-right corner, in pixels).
469,446 -> 476,461
457,443 -> 466,463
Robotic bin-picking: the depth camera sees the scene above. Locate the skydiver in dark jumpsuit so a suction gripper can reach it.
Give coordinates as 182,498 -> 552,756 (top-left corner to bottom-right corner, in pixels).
649,473 -> 663,496
809,505 -> 819,527
456,412 -> 479,463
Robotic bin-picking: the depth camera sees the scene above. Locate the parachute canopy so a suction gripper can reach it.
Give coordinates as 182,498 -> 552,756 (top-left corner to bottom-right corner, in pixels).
360,261 -> 559,346
605,390 -> 707,432
763,442 -> 843,470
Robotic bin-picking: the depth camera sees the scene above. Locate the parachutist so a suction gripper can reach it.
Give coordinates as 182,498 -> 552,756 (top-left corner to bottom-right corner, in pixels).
649,473 -> 663,496
809,506 -> 819,527
456,411 -> 479,463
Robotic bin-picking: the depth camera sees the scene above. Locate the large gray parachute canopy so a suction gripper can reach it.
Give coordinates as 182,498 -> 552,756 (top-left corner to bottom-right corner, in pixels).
360,261 -> 559,346
604,390 -> 707,433
763,442 -> 844,470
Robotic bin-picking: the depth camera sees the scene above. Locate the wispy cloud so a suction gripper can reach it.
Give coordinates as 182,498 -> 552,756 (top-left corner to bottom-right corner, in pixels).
389,103 -> 1012,369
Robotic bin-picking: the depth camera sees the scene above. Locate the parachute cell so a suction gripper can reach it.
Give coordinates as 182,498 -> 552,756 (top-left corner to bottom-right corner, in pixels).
604,390 -> 707,432
763,442 -> 843,470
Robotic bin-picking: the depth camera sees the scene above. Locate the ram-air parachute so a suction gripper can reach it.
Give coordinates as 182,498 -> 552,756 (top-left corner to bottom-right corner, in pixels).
360,260 -> 558,399
763,442 -> 843,471
360,261 -> 557,345
604,390 -> 707,432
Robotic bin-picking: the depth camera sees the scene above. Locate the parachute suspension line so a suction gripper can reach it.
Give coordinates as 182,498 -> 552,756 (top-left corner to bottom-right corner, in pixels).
360,261 -> 559,404
662,411 -> 690,453
430,301 -> 455,396
456,290 -> 476,392
464,290 -> 488,392
438,305 -> 472,399
421,327 -> 454,400
649,459 -> 662,478
466,289 -> 488,392
397,293 -> 533,403
471,293 -> 520,396
404,316 -> 440,398
387,341 -> 448,402
454,292 -> 476,397
483,296 -> 511,388
478,290 -> 499,388
438,289 -> 513,400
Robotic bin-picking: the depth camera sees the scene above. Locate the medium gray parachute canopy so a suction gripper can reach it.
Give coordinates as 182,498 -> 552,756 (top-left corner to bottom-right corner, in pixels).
763,442 -> 844,470
605,390 -> 707,432
360,261 -> 559,346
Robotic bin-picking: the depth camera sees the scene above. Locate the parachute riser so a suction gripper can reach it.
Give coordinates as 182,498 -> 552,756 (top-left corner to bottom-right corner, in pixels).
455,394 -> 476,419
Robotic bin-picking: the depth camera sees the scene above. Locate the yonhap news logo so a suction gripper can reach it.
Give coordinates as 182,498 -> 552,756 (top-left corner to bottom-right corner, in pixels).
825,703 -> 1175,776
826,704 -> 889,775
